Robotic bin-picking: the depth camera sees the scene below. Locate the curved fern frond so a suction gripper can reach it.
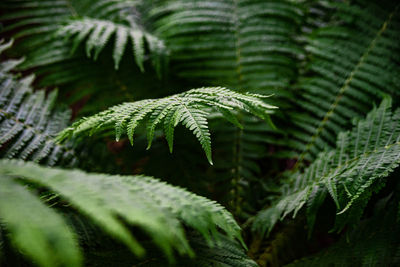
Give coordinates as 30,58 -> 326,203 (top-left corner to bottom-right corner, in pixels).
0,42 -> 76,166
59,17 -> 167,71
1,0 -> 165,72
253,97 -> 400,236
58,87 -> 277,165
148,0 -> 303,213
0,159 -> 245,266
290,1 -> 400,164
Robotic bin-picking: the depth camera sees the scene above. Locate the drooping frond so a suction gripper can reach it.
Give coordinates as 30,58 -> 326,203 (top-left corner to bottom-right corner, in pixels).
148,0 -> 303,213
0,41 -> 76,166
0,0 -> 167,113
289,0 -> 400,164
253,98 -> 400,236
59,17 -> 167,71
0,0 -> 165,73
0,159 -> 245,266
58,87 -> 277,164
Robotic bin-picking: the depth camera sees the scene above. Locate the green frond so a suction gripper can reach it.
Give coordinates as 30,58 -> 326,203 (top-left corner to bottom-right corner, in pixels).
0,0 -> 167,111
150,0 -> 303,95
58,87 -> 277,165
0,177 -> 81,267
0,159 -> 245,266
59,17 -> 166,71
178,233 -> 258,267
289,1 -> 400,164
253,97 -> 400,236
0,43 -> 76,166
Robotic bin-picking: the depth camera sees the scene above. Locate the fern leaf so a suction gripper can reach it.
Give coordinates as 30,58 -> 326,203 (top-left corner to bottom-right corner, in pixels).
253,97 -> 400,236
150,0 -> 303,95
0,159 -> 245,264
59,18 -> 166,70
289,1 -> 400,164
58,87 -> 276,164
0,45 -> 76,166
0,176 -> 81,267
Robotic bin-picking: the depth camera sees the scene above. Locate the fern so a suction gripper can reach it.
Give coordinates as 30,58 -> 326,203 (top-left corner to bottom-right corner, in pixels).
149,0 -> 303,95
0,40 -> 76,166
289,0 -> 400,164
0,159 -> 245,266
0,0 -> 167,114
253,98 -> 400,236
148,0 -> 304,213
59,17 -> 166,71
0,0 -> 165,73
58,87 -> 276,164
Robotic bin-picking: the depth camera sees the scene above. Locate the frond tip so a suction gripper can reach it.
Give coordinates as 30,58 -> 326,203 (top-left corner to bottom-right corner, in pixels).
59,18 -> 167,72
0,159 -> 245,266
57,87 -> 277,165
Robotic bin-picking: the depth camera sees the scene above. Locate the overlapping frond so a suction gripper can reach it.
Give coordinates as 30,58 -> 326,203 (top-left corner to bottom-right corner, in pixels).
0,0 -> 167,111
253,98 -> 400,236
58,87 -> 276,164
0,41 -> 76,166
0,0 -> 164,71
289,0 -> 400,164
149,0 -> 304,213
0,159 -> 245,266
59,17 -> 166,72
150,0 -> 303,95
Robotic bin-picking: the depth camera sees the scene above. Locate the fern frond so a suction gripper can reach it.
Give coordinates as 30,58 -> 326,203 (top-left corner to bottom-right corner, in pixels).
0,42 -> 76,166
0,159 -> 245,266
289,1 -> 400,164
253,97 -> 400,236
59,17 -> 167,71
0,176 -> 81,267
150,0 -> 303,95
179,233 -> 258,267
58,87 -> 277,165
0,0 -> 167,110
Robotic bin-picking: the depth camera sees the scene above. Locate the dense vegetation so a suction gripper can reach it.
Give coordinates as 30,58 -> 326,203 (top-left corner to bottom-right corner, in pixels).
0,0 -> 399,266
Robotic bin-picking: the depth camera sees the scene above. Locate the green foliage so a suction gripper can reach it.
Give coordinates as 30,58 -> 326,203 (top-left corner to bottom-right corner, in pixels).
289,0 -> 400,163
58,87 -> 276,164
0,41 -> 76,166
59,17 -> 166,72
288,192 -> 400,267
253,98 -> 400,236
0,159 -> 244,266
1,0 -> 400,266
0,0 -> 164,73
150,0 -> 303,95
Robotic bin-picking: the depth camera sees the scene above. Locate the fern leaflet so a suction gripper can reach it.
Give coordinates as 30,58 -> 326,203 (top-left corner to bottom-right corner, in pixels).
58,87 -> 277,164
253,98 -> 400,236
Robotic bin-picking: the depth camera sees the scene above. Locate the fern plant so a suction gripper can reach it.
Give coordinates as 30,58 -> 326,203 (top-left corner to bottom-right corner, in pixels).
0,159 -> 246,266
0,40 -> 76,166
58,87 -> 276,164
1,0 -> 400,266
253,98 -> 400,236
